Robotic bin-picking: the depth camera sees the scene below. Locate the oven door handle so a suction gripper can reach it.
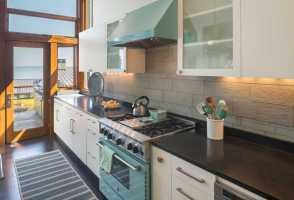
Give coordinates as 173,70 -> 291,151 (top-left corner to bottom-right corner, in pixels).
97,142 -> 140,171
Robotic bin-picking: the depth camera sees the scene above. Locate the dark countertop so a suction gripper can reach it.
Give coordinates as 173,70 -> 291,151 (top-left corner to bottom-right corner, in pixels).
152,130 -> 294,200
55,94 -> 132,119
56,94 -> 294,200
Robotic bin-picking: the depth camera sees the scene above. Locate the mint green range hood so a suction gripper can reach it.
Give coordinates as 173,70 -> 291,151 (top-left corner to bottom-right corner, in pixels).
109,0 -> 178,48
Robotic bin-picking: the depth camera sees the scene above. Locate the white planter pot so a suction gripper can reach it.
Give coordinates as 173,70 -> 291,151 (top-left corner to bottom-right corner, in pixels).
207,118 -> 224,140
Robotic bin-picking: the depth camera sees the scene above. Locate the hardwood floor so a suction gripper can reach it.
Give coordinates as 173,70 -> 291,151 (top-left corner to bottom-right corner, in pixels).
0,136 -> 106,200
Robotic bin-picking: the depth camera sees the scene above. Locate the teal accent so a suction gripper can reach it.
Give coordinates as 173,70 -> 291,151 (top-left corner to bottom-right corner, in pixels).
100,145 -> 115,173
154,0 -> 178,39
107,22 -> 125,70
109,0 -> 177,46
99,139 -> 150,200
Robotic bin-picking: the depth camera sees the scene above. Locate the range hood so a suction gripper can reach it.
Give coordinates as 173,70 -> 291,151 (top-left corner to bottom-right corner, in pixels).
109,0 -> 177,48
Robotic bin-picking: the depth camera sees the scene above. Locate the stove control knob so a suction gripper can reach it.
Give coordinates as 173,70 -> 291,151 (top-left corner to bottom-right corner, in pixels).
103,129 -> 109,136
116,138 -> 123,145
133,146 -> 139,154
100,128 -> 106,135
127,143 -> 133,150
107,133 -> 113,140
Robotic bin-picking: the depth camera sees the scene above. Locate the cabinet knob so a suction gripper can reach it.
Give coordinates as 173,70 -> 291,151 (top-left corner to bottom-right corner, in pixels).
157,157 -> 164,163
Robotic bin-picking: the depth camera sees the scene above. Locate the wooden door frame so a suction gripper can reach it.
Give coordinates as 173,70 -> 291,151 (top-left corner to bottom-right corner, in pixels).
0,0 -> 6,145
5,41 -> 50,143
48,36 -> 78,135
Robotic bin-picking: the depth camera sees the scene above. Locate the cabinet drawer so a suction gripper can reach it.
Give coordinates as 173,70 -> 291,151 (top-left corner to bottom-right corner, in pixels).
172,177 -> 213,200
151,146 -> 172,200
172,156 -> 215,194
87,146 -> 100,177
87,129 -> 100,153
87,117 -> 99,132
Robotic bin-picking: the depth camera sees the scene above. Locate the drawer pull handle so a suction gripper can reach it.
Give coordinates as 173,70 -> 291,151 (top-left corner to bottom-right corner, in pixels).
176,188 -> 195,200
176,167 -> 206,184
157,157 -> 164,163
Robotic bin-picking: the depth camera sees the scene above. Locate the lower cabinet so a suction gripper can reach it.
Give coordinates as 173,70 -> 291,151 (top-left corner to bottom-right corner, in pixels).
151,146 -> 215,200
151,146 -> 172,200
54,99 -> 101,177
86,116 -> 101,177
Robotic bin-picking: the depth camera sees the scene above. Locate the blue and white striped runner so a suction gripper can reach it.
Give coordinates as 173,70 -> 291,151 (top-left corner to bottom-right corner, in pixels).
14,150 -> 98,200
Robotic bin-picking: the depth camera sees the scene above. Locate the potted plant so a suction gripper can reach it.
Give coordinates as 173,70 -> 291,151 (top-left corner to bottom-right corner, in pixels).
196,97 -> 228,140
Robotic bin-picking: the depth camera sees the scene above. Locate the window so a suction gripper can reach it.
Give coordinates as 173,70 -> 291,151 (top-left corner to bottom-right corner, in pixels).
4,0 -> 82,89
7,0 -> 77,17
7,0 -> 78,37
58,47 -> 76,88
9,14 -> 75,37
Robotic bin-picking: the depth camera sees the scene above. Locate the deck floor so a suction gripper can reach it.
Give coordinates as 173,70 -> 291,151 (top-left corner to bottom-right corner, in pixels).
14,110 -> 43,131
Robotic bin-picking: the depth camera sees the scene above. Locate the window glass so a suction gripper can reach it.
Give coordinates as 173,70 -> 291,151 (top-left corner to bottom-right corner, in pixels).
9,14 -> 75,37
58,47 -> 75,88
8,0 -> 77,17
13,47 -> 44,131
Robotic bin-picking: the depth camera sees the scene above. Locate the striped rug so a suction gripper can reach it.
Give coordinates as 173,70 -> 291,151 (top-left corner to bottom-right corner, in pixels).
14,150 -> 98,200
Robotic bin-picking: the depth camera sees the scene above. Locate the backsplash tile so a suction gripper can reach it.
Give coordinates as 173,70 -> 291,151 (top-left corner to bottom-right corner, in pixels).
104,44 -> 294,143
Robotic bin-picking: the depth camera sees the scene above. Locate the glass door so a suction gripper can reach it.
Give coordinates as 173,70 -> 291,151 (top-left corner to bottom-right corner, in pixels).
178,0 -> 241,76
107,21 -> 127,72
6,42 -> 49,143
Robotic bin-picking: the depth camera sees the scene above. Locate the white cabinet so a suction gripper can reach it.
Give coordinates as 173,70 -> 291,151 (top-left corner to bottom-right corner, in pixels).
54,98 -> 101,177
177,0 -> 294,79
86,116 -> 101,177
151,146 -> 215,200
79,0 -> 156,74
241,0 -> 294,79
79,27 -> 107,73
106,21 -> 146,73
172,156 -> 215,200
54,100 -> 63,139
177,0 -> 241,77
70,109 -> 87,164
151,146 -> 172,200
54,100 -> 71,146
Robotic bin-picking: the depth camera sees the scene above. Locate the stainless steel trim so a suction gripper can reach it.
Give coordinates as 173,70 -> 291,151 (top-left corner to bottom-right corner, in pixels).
176,167 -> 206,184
97,142 -> 140,171
176,188 -> 195,200
0,154 -> 4,179
215,181 -> 259,200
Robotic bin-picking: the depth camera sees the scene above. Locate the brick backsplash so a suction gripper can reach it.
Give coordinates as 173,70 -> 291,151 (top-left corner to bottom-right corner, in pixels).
104,45 -> 294,143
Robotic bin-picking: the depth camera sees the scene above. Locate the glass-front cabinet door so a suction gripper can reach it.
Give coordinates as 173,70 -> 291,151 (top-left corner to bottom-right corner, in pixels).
177,0 -> 240,76
107,21 -> 127,72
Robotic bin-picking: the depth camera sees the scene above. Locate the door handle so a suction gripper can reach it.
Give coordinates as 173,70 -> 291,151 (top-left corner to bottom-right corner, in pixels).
97,142 -> 140,171
176,188 -> 195,200
176,167 -> 206,184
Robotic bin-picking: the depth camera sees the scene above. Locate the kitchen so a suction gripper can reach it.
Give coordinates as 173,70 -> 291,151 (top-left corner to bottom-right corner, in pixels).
1,0 -> 294,200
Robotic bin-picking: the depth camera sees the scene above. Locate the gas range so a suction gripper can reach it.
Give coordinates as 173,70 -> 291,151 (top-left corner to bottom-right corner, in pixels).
99,114 -> 195,160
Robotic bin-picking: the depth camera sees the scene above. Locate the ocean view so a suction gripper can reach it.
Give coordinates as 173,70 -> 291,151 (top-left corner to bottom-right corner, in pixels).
14,66 -> 43,80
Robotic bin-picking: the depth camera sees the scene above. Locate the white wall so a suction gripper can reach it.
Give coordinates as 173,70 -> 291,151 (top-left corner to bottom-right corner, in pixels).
93,0 -> 157,26
79,0 -> 156,73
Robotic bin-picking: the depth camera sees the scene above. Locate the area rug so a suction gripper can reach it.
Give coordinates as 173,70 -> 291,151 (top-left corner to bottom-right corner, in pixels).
14,150 -> 98,200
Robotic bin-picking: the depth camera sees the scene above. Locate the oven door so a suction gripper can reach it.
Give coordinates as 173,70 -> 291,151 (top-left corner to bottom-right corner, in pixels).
98,140 -> 150,200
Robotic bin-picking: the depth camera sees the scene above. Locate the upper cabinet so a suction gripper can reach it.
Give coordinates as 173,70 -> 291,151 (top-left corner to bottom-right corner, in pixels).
177,0 -> 294,79
241,0 -> 294,79
107,21 -> 146,73
177,0 -> 241,77
79,27 -> 107,73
